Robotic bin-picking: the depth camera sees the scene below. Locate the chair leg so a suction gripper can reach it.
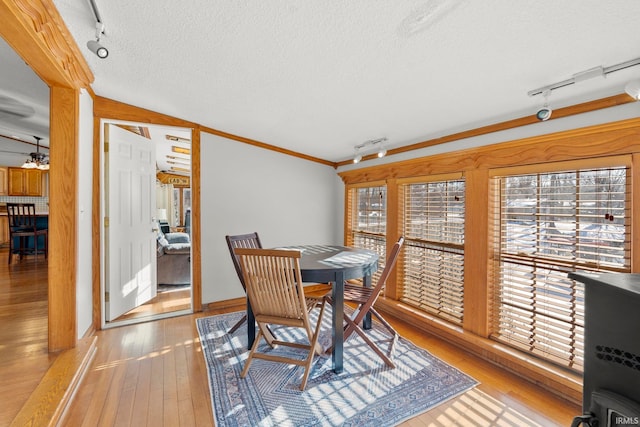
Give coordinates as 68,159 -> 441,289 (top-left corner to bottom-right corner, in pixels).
228,314 -> 247,334
7,235 -> 12,264
344,316 -> 395,368
240,328 -> 264,379
299,300 -> 327,391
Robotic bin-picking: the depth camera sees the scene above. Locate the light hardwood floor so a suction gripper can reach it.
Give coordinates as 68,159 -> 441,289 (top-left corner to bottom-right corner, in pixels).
2,252 -> 582,426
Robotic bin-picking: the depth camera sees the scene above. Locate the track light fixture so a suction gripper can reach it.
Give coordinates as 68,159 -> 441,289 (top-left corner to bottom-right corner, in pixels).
353,137 -> 388,163
536,90 -> 552,121
87,21 -> 108,59
625,80 -> 640,100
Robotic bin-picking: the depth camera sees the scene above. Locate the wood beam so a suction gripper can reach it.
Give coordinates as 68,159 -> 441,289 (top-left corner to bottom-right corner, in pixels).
49,85 -> 79,350
0,0 -> 93,88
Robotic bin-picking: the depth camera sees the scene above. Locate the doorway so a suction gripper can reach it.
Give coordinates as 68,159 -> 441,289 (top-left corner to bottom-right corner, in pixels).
101,121 -> 193,327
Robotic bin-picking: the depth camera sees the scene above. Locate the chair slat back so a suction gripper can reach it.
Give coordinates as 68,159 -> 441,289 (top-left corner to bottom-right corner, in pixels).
234,248 -> 307,321
7,203 -> 37,230
225,233 -> 262,291
366,236 -> 405,307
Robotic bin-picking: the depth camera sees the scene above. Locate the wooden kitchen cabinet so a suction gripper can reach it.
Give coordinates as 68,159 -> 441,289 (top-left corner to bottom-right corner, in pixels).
8,167 -> 43,196
0,167 -> 7,196
0,216 -> 8,246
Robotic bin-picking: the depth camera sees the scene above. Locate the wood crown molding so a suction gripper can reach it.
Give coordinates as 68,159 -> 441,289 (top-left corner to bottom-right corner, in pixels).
0,0 -> 93,88
335,93 -> 635,168
339,116 -> 640,185
93,95 -> 337,167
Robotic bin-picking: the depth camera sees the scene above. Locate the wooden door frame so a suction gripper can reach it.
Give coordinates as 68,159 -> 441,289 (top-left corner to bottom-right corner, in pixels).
92,97 -> 203,321
0,0 -> 94,350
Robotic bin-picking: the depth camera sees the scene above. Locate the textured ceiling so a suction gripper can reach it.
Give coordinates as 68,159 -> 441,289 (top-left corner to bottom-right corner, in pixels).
3,1 -> 640,164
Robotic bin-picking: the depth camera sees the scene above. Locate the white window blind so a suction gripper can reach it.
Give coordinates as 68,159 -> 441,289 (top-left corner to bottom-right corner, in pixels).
493,166 -> 631,372
349,186 -> 387,280
400,179 -> 465,324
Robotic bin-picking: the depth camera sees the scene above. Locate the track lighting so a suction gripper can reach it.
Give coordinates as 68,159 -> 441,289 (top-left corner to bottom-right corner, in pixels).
536,90 -> 552,121
87,21 -> 108,59
87,39 -> 108,58
625,80 -> 640,100
352,137 -> 388,163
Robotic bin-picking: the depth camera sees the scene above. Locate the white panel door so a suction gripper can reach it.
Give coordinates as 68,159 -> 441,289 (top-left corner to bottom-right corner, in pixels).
105,124 -> 157,321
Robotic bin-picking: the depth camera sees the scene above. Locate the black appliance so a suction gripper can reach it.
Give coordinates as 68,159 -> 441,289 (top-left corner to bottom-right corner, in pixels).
569,272 -> 640,427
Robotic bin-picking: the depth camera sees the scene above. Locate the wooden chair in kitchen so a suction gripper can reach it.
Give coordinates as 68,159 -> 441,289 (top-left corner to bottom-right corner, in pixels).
6,203 -> 48,264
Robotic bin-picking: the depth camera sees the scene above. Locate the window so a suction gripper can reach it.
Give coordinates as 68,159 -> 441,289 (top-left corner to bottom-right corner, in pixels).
492,164 -> 631,372
347,185 -> 387,278
400,177 -> 465,324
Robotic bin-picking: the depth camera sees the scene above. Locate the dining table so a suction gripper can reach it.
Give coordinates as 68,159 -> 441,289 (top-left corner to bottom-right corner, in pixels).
245,244 -> 379,373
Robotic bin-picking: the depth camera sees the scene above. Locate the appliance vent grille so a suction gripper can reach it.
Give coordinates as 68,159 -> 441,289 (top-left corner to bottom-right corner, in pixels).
596,345 -> 640,371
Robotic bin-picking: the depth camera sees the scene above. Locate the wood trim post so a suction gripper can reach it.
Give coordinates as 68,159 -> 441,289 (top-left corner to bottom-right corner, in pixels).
48,86 -> 79,350
462,168 -> 490,337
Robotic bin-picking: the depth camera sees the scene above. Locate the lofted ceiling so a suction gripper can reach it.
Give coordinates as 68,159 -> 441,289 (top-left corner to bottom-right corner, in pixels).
3,1 -> 640,165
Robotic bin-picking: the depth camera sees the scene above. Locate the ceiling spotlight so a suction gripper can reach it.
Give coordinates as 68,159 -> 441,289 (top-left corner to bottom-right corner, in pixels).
625,80 -> 640,100
352,137 -> 388,163
536,90 -> 552,121
87,39 -> 108,58
87,22 -> 108,59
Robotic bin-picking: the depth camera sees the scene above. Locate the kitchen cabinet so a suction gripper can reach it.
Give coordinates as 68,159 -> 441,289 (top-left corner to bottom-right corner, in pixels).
0,216 -> 8,246
8,167 -> 44,196
0,167 -> 7,196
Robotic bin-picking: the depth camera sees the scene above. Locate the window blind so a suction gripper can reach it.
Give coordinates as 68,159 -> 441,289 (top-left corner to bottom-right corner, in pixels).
400,179 -> 465,324
349,185 -> 387,281
493,166 -> 631,372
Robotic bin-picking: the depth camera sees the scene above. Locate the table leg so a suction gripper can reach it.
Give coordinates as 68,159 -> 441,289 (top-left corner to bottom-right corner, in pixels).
332,271 -> 344,373
246,299 -> 255,349
362,273 -> 372,330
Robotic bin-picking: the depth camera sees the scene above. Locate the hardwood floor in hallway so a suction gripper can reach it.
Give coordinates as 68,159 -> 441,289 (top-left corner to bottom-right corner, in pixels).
0,250 -> 51,426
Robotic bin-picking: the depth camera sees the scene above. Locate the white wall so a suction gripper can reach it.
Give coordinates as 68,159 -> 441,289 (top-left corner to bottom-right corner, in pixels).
76,89 -> 93,338
200,132 -> 343,304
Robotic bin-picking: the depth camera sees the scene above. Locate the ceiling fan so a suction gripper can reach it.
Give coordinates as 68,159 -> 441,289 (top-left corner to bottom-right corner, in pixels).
0,95 -> 35,119
21,136 -> 49,170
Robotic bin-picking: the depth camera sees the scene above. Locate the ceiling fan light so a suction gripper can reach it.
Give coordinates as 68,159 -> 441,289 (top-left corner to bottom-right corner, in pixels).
22,160 -> 37,169
625,79 -> 640,100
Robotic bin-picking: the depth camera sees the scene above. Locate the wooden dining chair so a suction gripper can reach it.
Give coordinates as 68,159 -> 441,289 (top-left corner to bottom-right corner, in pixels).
333,236 -> 405,368
6,203 -> 48,264
234,248 -> 329,391
225,232 -> 263,334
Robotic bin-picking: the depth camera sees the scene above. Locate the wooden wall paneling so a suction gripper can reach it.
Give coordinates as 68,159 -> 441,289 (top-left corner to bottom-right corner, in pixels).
49,85 -> 79,350
462,168 -> 490,337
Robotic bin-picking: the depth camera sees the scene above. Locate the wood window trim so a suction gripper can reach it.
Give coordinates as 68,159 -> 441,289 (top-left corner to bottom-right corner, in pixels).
340,119 -> 640,401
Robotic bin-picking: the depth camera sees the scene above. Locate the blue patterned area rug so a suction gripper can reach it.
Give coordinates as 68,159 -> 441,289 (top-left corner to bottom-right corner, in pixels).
196,309 -> 478,427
